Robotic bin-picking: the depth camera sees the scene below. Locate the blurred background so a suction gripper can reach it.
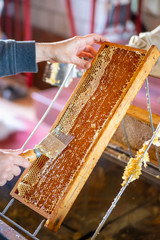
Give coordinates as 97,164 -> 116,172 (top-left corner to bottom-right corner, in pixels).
0,1 -> 160,239
1,0 -> 159,88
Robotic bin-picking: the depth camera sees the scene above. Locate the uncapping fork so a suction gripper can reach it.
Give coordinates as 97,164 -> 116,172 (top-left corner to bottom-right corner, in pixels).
20,127 -> 74,163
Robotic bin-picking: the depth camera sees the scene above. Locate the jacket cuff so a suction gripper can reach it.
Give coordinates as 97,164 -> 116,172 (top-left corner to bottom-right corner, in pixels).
15,41 -> 38,74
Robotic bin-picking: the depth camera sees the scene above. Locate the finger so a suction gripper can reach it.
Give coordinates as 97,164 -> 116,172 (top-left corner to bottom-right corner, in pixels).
4,165 -> 12,172
0,179 -> 7,186
8,149 -> 23,155
81,34 -> 108,46
83,45 -> 97,56
78,52 -> 94,59
14,157 -> 31,169
73,56 -> 91,69
12,149 -> 23,155
12,165 -> 21,176
6,173 -> 14,181
0,148 -> 23,155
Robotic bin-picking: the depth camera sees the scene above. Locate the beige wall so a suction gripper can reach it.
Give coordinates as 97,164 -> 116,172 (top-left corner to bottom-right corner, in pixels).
141,0 -> 160,31
31,0 -> 108,37
31,0 -> 160,38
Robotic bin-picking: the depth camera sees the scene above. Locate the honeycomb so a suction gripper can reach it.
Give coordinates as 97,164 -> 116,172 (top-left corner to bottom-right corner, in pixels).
122,140 -> 150,186
122,128 -> 160,186
16,45 -> 146,215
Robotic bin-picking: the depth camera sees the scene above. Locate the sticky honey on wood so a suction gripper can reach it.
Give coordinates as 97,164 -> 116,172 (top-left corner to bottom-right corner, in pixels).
122,129 -> 160,186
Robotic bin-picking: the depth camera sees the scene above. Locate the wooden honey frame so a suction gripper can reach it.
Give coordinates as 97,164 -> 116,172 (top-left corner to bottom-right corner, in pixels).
11,42 -> 160,231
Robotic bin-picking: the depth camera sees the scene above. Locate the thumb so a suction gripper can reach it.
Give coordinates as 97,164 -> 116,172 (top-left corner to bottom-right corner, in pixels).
8,148 -> 23,155
74,56 -> 91,69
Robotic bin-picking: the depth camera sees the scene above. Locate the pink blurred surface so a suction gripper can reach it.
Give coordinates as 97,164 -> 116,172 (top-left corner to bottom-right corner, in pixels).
0,79 -> 79,151
32,78 -> 80,126
0,119 -> 50,150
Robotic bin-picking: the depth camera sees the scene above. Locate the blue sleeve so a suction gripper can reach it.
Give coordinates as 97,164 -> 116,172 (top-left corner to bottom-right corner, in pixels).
0,40 -> 38,77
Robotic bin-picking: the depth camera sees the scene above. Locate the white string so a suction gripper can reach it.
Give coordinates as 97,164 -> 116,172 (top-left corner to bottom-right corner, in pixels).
21,64 -> 74,150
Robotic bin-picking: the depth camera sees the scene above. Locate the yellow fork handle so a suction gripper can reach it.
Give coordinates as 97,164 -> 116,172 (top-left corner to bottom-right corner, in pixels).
20,149 -> 37,163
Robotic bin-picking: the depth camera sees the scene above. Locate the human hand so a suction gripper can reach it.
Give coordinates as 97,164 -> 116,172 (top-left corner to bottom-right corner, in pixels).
0,149 -> 31,186
36,33 -> 108,69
